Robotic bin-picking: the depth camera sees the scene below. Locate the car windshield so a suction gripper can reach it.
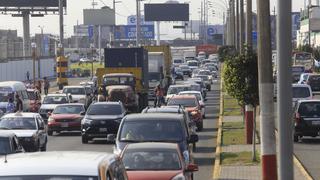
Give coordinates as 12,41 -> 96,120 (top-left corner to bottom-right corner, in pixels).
292,87 -> 310,99
298,102 -> 320,117
43,96 -> 68,104
188,61 -> 198,66
167,98 -> 197,107
0,117 -> 36,130
53,105 -> 84,114
198,71 -> 211,76
0,90 -> 14,103
0,176 -> 98,180
179,65 -> 189,69
196,76 -> 209,81
180,93 -> 201,101
174,59 -> 183,63
122,149 -> 182,171
63,88 -> 85,95
309,75 -> 320,82
0,138 -> 10,154
167,86 -> 191,95
87,104 -> 122,115
120,120 -> 184,142
104,76 -> 135,86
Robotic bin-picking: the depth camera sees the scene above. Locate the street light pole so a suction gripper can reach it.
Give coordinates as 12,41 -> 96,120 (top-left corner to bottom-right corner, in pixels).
136,0 -> 141,47
38,26 -> 44,79
31,42 -> 37,85
246,0 -> 252,47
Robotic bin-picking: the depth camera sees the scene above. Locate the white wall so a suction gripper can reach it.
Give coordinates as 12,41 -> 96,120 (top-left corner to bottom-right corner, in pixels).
0,58 -> 55,82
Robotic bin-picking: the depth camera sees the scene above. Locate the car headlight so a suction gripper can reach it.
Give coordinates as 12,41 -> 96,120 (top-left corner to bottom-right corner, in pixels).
171,173 -> 186,180
82,118 -> 93,125
113,146 -> 122,156
183,150 -> 190,164
48,117 -> 55,122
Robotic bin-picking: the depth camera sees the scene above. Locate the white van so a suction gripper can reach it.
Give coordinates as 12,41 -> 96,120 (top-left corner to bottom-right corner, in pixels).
0,81 -> 30,112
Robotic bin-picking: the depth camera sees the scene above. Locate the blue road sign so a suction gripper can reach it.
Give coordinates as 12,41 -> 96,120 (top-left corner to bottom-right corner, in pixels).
114,25 -> 155,39
252,31 -> 257,43
88,25 -> 94,39
207,27 -> 215,36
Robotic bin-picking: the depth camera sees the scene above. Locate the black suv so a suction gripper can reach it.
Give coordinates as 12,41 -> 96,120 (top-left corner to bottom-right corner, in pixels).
81,101 -> 127,143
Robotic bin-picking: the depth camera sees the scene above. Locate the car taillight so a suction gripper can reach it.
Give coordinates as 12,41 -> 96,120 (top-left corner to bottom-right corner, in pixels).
295,113 -> 301,124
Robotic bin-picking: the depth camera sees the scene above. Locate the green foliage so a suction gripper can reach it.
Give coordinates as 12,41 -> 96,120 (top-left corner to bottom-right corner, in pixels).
223,47 -> 259,107
218,46 -> 236,62
298,44 -> 313,53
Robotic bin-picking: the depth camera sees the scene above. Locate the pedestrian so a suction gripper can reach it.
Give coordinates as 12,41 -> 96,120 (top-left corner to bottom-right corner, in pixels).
43,77 -> 50,95
15,94 -> 23,112
154,84 -> 164,107
26,71 -> 30,81
37,80 -> 42,94
6,98 -> 15,114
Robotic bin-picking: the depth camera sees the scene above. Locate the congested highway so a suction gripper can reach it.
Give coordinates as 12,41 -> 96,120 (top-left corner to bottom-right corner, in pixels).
46,76 -> 220,180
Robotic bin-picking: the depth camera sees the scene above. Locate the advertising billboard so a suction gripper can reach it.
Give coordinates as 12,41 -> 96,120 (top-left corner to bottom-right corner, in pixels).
83,8 -> 115,26
144,4 -> 189,21
114,25 -> 155,39
0,0 -> 66,7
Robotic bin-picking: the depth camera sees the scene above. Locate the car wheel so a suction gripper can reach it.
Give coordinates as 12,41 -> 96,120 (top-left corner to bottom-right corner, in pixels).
293,134 -> 299,142
82,135 -> 89,144
40,142 -> 47,152
203,113 -> 206,119
48,130 -> 53,136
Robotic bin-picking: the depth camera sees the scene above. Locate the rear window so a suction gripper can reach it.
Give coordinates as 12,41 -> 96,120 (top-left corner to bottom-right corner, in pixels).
174,59 -> 183,64
309,75 -> 320,81
167,98 -> 198,107
63,88 -> 85,95
188,61 -> 198,66
298,102 -> 320,117
292,87 -> 311,98
87,104 -> 122,115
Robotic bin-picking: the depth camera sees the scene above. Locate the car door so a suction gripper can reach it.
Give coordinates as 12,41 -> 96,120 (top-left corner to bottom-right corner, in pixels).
36,116 -> 47,146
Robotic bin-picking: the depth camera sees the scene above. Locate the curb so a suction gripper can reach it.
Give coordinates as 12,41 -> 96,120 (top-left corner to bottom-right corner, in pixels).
293,155 -> 313,180
213,74 -> 223,179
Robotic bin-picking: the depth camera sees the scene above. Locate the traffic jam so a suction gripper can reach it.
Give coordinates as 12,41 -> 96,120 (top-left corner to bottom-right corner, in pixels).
0,45 -> 219,179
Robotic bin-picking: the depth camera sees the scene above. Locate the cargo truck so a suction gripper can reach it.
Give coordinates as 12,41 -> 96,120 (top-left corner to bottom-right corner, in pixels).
144,45 -> 173,97
196,44 -> 219,57
95,47 -> 149,112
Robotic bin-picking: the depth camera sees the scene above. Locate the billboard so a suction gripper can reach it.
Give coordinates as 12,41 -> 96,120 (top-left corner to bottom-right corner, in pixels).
114,25 -> 155,39
127,15 -> 154,26
0,0 -> 66,7
144,4 -> 189,21
83,8 -> 115,26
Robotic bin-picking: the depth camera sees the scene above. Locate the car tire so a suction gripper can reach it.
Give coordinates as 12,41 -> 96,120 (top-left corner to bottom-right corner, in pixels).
48,130 -> 53,136
40,142 -> 47,152
203,114 -> 206,119
82,135 -> 89,144
293,134 -> 299,142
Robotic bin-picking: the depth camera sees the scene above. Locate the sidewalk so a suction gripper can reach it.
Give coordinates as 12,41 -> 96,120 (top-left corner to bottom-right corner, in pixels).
214,93 -> 311,180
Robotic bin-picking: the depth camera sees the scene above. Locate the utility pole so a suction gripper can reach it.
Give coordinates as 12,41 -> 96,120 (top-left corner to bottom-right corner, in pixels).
277,0 -> 293,179
257,0 -> 277,179
235,0 -> 239,50
200,1 -> 203,42
246,0 -> 252,47
59,0 -> 64,55
273,6 -> 276,50
239,0 -> 244,52
31,43 -> 37,84
136,0 -> 141,47
230,0 -> 235,46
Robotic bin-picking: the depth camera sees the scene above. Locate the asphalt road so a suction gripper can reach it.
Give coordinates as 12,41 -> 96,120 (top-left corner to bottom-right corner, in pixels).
293,95 -> 320,180
47,77 -> 220,180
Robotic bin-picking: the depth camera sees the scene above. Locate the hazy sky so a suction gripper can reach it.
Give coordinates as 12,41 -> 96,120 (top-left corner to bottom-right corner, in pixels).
0,0 -> 305,39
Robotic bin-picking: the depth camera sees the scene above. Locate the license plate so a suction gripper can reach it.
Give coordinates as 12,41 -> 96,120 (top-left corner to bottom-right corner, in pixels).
312,121 -> 320,125
61,123 -> 69,128
99,128 -> 107,132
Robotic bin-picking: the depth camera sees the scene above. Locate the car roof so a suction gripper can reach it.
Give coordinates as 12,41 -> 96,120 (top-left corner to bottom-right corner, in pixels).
0,151 -> 116,176
125,142 -> 179,151
170,95 -> 197,99
292,84 -> 311,88
104,73 -> 133,77
179,91 -> 201,94
169,84 -> 191,88
143,106 -> 185,113
2,112 -> 38,118
46,94 -> 68,97
124,113 -> 184,122
55,103 -> 84,107
298,99 -> 320,103
63,86 -> 85,88
92,101 -> 122,105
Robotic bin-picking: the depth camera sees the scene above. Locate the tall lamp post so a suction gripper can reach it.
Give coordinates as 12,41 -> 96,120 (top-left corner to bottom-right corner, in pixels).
31,42 -> 37,85
38,26 -> 44,79
90,43 -> 95,78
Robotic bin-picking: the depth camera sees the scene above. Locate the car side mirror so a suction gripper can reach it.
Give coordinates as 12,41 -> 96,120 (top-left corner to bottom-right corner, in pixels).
188,134 -> 199,143
39,126 -> 45,130
47,112 -> 52,116
185,163 -> 199,172
80,111 -> 86,116
107,134 -> 116,142
200,104 -> 205,109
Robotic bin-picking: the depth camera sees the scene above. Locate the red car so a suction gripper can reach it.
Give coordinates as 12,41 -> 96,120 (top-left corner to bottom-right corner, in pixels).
27,89 -> 41,112
47,103 -> 85,136
167,95 -> 204,131
121,142 -> 198,180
